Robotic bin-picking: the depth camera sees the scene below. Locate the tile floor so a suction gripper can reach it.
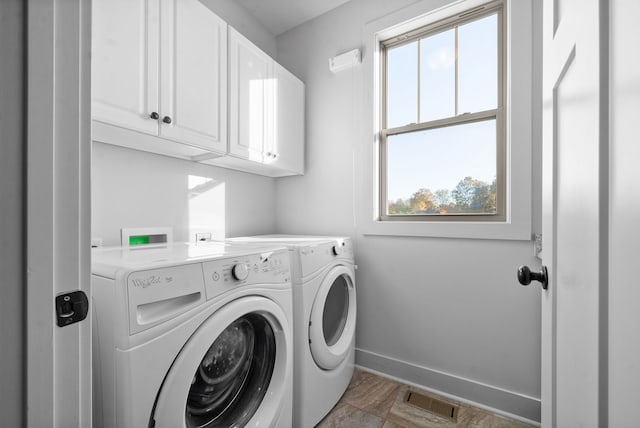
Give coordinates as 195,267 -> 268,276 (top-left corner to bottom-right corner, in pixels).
316,369 -> 536,428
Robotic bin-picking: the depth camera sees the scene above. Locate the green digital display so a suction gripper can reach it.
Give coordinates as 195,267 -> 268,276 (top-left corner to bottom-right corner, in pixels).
129,235 -> 150,246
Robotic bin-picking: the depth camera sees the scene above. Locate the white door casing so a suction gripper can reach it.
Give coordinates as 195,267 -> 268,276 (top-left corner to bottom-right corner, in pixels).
541,0 -> 607,426
27,0 -> 92,427
609,1 -> 640,426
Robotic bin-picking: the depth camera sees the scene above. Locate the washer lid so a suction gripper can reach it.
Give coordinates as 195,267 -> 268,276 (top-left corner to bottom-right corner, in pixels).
151,296 -> 291,428
309,266 -> 356,370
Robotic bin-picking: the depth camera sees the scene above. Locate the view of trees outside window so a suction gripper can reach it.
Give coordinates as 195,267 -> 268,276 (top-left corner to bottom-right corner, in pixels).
388,176 -> 497,215
383,12 -> 499,217
386,119 -> 497,215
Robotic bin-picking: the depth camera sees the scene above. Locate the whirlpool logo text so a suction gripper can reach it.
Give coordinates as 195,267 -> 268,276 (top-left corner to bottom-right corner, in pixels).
131,275 -> 163,288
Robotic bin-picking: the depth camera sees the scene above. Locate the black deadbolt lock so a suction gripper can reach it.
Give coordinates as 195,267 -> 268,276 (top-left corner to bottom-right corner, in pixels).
55,290 -> 89,327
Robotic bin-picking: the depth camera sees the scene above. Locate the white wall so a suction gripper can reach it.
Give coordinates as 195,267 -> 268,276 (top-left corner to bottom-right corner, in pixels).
0,0 -> 25,425
201,0 -> 276,57
92,0 -> 278,246
275,0 -> 542,421
92,143 -> 278,245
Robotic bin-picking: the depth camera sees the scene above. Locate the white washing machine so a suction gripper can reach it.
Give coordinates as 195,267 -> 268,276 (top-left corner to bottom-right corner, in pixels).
91,242 -> 294,428
228,235 -> 357,428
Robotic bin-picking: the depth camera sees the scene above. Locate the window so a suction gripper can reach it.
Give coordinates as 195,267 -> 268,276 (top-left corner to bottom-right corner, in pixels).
379,1 -> 505,222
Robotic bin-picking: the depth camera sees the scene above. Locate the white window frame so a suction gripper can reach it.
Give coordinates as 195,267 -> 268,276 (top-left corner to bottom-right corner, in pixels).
380,1 -> 505,222
358,0 -> 534,240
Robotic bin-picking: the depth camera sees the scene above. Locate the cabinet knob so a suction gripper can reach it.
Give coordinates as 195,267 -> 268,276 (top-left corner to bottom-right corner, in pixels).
162,116 -> 172,124
150,112 -> 159,120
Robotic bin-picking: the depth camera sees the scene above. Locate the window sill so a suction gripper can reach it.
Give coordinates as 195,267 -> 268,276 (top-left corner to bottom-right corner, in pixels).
358,217 -> 532,241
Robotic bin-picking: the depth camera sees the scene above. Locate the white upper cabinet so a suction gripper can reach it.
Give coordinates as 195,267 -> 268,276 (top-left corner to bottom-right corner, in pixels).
219,27 -> 304,176
92,0 -> 159,136
92,0 -> 227,154
158,0 -> 227,152
228,27 -> 273,162
270,63 -> 305,175
92,2 -> 304,176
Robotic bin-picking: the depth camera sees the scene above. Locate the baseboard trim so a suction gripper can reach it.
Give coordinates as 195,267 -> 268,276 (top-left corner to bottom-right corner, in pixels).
355,348 -> 541,424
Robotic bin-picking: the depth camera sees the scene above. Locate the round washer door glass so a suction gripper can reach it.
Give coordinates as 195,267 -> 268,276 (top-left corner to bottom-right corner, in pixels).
151,296 -> 291,428
186,313 -> 275,427
309,265 -> 356,370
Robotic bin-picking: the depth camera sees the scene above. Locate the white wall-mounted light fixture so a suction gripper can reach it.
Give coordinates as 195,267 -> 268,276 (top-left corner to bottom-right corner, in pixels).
329,48 -> 361,73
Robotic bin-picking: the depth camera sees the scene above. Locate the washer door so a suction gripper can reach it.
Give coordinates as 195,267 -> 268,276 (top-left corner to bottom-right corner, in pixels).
152,296 -> 290,428
309,265 -> 356,370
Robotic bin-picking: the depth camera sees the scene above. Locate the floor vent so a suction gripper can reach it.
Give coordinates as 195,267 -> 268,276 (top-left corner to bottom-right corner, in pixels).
403,390 -> 459,422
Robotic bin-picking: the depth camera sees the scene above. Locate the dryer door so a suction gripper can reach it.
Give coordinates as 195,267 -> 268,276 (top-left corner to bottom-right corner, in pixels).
309,265 -> 356,370
152,296 -> 291,427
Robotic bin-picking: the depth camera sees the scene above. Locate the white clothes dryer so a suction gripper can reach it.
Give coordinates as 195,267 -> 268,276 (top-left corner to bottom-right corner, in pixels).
227,235 -> 357,428
91,242 -> 294,428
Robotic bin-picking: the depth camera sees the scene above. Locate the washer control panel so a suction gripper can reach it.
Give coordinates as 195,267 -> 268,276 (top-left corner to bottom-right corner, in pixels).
202,250 -> 291,300
231,262 -> 250,281
127,263 -> 206,335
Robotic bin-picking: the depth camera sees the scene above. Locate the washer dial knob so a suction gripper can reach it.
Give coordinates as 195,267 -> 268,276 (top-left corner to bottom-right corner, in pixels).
232,263 -> 249,281
332,243 -> 345,255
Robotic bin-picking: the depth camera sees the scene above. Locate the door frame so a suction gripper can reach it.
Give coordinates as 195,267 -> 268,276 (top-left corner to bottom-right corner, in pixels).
26,0 -> 92,426
0,0 -> 27,426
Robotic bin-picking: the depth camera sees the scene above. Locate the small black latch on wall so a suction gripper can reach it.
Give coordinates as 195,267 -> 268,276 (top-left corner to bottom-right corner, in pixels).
55,290 -> 89,327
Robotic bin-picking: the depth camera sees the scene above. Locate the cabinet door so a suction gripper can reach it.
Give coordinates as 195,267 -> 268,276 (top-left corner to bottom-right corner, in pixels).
269,64 -> 305,174
159,0 -> 227,153
228,27 -> 273,162
92,0 -> 159,135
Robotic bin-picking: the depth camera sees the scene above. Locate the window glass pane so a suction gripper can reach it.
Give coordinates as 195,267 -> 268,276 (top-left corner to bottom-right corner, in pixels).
420,29 -> 455,122
386,120 -> 497,215
458,14 -> 498,114
386,41 -> 418,128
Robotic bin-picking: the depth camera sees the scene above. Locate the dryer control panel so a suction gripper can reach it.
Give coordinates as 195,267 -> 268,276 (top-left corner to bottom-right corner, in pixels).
202,250 -> 291,300
299,239 -> 353,277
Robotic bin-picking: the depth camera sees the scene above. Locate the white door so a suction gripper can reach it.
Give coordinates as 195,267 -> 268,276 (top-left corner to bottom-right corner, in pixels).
228,27 -> 273,162
27,0 -> 92,427
271,63 -> 305,174
541,0 -> 606,426
159,0 -> 227,153
92,0 -> 160,135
